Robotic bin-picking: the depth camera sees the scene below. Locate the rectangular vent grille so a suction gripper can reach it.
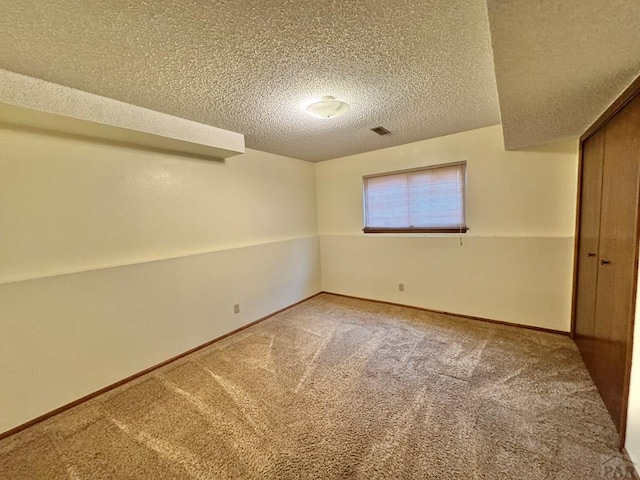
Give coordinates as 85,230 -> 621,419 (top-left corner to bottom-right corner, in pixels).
371,126 -> 391,136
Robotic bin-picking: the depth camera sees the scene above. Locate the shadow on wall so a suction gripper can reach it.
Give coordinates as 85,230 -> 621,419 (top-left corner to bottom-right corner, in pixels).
0,122 -> 228,164
510,136 -> 579,155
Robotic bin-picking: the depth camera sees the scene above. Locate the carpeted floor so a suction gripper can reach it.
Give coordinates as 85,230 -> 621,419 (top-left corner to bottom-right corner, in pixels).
0,293 -> 634,479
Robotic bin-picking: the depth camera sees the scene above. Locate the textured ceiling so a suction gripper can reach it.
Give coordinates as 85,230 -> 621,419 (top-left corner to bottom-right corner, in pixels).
0,0 -> 500,162
2,1 -> 637,160
487,0 -> 640,150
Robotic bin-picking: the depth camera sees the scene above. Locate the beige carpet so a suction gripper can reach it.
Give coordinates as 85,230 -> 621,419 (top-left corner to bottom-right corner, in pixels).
0,293 -> 634,479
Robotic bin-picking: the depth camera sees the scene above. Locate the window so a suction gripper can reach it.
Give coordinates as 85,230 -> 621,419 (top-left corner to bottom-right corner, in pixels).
363,162 -> 467,233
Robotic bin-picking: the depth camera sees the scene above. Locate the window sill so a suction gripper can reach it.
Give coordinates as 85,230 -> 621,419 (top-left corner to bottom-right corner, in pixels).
362,227 -> 469,234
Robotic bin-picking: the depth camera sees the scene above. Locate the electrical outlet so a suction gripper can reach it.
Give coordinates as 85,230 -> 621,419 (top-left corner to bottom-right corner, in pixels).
399,283 -> 404,292
233,304 -> 240,314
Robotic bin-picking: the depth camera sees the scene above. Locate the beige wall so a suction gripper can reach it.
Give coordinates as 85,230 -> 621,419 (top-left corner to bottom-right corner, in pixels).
0,126 -> 321,432
0,127 -> 317,284
626,277 -> 640,465
316,125 -> 578,330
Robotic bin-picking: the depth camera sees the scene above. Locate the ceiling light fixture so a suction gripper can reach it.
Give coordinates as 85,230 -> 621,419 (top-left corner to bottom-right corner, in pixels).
305,96 -> 350,119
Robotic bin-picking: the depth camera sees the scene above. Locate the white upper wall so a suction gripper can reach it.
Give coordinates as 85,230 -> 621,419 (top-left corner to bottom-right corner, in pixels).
0,126 -> 318,284
317,125 -> 578,238
315,125 -> 578,331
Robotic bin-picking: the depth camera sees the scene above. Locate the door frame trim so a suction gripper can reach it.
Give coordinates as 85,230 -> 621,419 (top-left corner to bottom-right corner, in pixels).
571,73 -> 640,449
581,74 -> 640,143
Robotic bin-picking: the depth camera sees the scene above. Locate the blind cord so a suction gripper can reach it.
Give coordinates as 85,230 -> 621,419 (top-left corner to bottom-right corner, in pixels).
458,169 -> 463,246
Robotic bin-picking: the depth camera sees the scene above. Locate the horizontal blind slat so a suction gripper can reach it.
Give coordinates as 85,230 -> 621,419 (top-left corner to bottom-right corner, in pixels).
364,163 -> 466,230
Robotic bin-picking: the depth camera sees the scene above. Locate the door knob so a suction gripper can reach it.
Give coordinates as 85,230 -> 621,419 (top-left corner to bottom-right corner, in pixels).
587,252 -> 596,257
601,259 -> 611,265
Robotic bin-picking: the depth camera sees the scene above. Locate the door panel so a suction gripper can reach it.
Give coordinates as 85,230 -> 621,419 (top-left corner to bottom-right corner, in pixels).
574,130 -> 604,340
591,94 -> 640,431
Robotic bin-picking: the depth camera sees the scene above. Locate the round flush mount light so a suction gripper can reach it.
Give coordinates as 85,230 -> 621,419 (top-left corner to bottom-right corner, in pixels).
305,96 -> 350,119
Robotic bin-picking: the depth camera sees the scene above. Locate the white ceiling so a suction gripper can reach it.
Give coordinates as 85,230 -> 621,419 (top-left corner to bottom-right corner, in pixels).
0,0 -> 500,162
0,1 -> 638,161
487,0 -> 640,150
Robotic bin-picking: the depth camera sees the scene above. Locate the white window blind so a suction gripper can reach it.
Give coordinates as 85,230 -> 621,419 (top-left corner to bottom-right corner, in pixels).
363,162 -> 467,232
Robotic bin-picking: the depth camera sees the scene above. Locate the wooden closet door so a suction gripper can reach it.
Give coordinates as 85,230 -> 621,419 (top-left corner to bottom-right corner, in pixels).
593,94 -> 640,431
574,129 -> 604,342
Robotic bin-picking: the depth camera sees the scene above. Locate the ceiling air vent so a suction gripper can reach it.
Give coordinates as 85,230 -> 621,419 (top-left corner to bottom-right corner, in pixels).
371,126 -> 391,136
